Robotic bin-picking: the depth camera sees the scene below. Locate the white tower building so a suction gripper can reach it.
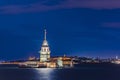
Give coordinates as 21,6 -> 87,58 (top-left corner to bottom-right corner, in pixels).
40,29 -> 51,62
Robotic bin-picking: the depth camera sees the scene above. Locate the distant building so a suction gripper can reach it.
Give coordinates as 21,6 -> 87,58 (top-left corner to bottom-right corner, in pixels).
116,56 -> 118,60
28,56 -> 36,61
39,29 -> 51,62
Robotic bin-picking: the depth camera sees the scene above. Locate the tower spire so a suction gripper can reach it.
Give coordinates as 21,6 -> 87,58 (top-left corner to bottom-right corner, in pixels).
44,29 -> 46,40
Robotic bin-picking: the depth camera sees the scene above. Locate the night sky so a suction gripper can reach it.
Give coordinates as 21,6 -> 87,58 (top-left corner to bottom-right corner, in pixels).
0,0 -> 120,60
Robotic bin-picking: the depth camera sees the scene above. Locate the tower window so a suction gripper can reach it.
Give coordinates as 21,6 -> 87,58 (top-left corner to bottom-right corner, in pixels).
44,49 -> 46,51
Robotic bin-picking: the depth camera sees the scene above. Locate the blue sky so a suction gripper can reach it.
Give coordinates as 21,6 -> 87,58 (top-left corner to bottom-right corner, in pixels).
0,0 -> 120,60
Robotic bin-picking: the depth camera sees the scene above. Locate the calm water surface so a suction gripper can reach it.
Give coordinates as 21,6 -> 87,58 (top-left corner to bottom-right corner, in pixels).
0,64 -> 120,80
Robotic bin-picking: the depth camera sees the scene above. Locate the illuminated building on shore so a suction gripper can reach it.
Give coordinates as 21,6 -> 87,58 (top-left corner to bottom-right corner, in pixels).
39,29 -> 51,62
18,29 -> 73,68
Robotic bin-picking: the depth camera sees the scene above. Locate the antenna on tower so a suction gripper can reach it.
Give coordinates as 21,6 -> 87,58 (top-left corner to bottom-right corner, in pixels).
43,25 -> 47,40
44,29 -> 47,40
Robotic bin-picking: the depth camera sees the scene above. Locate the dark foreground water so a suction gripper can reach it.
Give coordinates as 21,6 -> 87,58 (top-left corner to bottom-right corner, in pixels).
0,64 -> 120,80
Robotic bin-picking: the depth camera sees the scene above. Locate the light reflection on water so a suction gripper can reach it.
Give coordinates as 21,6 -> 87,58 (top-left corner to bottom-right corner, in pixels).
34,68 -> 55,80
1,64 -> 120,80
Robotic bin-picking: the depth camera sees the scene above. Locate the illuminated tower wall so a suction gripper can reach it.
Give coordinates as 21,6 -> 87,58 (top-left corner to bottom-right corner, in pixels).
40,29 -> 51,62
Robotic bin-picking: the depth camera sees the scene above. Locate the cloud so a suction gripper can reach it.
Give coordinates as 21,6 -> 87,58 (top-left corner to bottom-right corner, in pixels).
1,0 -> 120,14
102,22 -> 120,28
